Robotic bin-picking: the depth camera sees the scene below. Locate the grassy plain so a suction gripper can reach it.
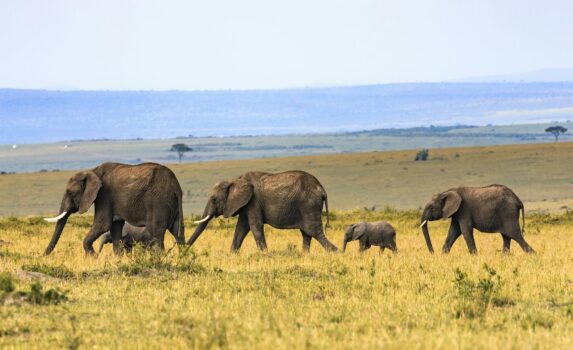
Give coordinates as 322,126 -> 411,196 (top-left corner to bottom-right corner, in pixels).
0,141 -> 572,216
1,122 -> 571,174
0,142 -> 573,348
1,209 -> 573,349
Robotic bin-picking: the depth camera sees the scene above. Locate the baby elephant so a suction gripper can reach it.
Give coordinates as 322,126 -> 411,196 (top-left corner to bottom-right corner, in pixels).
343,221 -> 397,253
98,223 -> 152,253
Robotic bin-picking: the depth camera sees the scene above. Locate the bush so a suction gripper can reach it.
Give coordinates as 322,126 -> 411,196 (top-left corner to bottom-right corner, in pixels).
2,279 -> 68,306
415,149 -> 429,161
453,264 -> 513,319
0,272 -> 15,293
116,245 -> 205,276
24,282 -> 68,305
21,264 -> 75,279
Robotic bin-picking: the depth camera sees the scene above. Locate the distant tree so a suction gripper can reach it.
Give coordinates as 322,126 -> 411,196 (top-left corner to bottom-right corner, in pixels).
545,126 -> 567,142
415,149 -> 429,161
170,143 -> 192,163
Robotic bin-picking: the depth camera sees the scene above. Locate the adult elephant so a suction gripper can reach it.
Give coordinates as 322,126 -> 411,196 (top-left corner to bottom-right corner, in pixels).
187,170 -> 338,252
43,162 -> 185,255
419,184 -> 534,255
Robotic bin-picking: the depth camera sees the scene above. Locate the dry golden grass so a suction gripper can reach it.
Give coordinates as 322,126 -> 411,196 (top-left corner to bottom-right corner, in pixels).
1,142 -> 573,348
1,209 -> 573,349
0,142 -> 572,216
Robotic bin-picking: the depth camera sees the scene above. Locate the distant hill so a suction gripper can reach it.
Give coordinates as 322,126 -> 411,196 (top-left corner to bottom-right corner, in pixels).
1,82 -> 573,144
459,68 -> 573,83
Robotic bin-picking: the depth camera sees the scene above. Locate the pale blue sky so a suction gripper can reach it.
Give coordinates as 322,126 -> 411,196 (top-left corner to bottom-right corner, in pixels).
1,0 -> 572,90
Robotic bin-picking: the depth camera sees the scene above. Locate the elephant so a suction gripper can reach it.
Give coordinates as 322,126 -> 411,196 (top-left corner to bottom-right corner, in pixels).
186,170 -> 338,252
420,184 -> 534,255
98,223 -> 152,253
43,162 -> 185,256
342,221 -> 397,253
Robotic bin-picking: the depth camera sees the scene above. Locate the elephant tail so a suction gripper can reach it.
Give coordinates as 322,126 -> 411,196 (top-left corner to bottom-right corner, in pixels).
322,194 -> 331,231
171,193 -> 185,244
520,204 -> 526,235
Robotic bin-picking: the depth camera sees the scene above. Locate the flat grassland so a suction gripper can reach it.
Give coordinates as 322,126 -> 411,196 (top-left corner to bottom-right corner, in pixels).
1,142 -> 573,349
1,210 -> 573,349
1,142 -> 572,216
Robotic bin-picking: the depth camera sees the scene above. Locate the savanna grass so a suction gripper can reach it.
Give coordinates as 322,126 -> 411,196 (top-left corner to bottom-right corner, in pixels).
0,208 -> 573,349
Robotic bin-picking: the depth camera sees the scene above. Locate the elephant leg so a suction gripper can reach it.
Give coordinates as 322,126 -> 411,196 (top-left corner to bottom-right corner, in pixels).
513,236 -> 535,254
83,220 -> 112,255
379,246 -> 385,254
313,229 -> 338,252
359,239 -> 371,252
459,222 -> 477,255
504,221 -> 535,253
122,233 -> 135,252
231,214 -> 250,252
504,225 -> 535,254
146,222 -> 167,251
501,233 -> 511,254
442,220 -> 462,254
110,221 -> 125,256
250,224 -> 268,251
300,230 -> 312,252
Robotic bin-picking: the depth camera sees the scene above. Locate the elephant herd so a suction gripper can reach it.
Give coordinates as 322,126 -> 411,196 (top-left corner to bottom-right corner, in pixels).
43,162 -> 535,256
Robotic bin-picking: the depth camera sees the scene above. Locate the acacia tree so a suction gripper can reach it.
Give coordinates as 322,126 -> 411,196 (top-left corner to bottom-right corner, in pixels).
170,143 -> 192,163
545,126 -> 567,142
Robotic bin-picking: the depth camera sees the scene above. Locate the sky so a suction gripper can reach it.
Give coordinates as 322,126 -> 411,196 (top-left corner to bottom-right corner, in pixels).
1,0 -> 573,90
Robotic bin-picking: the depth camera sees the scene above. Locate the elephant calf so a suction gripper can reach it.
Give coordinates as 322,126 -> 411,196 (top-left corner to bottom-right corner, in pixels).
343,221 -> 397,253
98,223 -> 151,253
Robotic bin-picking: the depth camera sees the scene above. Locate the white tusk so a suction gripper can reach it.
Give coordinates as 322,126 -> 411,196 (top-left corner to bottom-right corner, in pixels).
420,220 -> 428,228
44,211 -> 68,223
193,215 -> 211,224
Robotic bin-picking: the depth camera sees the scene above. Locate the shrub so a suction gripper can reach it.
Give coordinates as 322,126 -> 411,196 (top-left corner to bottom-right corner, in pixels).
24,282 -> 68,305
0,272 -> 15,293
415,149 -> 429,161
453,264 -> 512,319
21,264 -> 75,279
116,245 -> 205,276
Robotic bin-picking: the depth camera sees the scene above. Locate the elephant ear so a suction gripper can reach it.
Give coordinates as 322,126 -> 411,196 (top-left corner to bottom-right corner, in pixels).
223,178 -> 253,218
79,171 -> 102,214
441,191 -> 462,219
351,224 -> 366,240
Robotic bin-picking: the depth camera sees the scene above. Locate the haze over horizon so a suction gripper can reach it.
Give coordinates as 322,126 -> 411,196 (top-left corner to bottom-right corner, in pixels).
2,1 -> 573,90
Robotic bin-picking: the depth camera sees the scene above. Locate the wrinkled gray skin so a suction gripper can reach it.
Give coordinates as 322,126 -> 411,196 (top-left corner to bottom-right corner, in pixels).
187,170 -> 338,252
420,184 -> 534,255
98,223 -> 152,253
343,221 -> 397,253
44,162 -> 185,256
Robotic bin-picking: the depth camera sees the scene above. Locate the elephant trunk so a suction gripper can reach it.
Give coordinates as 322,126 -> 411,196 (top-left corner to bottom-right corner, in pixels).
43,211 -> 71,255
342,234 -> 351,252
420,210 -> 434,253
389,241 -> 398,254
97,233 -> 112,254
187,220 -> 211,246
186,204 -> 214,246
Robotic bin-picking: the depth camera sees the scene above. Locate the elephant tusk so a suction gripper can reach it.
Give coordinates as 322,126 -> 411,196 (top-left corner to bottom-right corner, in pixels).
44,211 -> 68,223
420,220 -> 427,228
193,215 -> 211,224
